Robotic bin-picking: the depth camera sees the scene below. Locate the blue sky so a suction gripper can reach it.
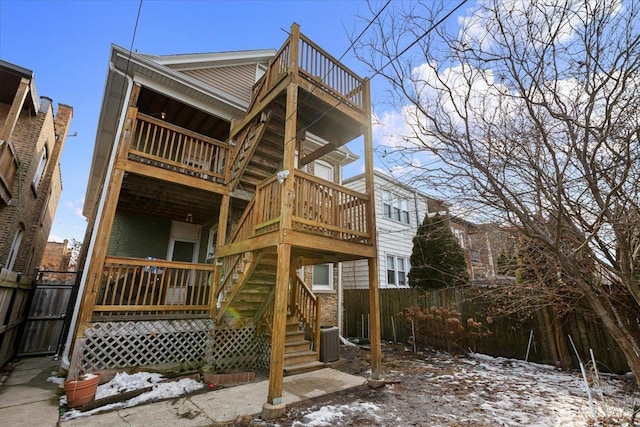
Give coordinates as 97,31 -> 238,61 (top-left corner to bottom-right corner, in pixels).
0,0 -> 387,243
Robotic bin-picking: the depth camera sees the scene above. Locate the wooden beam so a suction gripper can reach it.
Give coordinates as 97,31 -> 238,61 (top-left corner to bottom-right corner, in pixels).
116,158 -> 229,195
298,140 -> 339,167
280,82 -> 299,232
1,77 -> 30,142
367,257 -> 383,382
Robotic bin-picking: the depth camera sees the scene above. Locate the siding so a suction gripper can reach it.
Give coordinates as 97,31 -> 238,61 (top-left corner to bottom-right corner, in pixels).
343,174 -> 436,289
106,212 -> 171,259
179,64 -> 256,105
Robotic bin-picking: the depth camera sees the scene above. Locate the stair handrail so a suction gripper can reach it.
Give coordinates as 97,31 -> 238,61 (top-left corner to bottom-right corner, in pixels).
227,197 -> 257,244
290,271 -> 321,355
214,253 -> 242,303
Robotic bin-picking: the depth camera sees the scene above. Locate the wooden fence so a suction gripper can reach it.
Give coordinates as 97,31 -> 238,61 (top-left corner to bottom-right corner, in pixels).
343,287 -> 629,374
0,269 -> 33,367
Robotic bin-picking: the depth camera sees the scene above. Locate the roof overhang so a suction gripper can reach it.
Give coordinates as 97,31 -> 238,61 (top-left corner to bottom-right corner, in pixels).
0,60 -> 40,113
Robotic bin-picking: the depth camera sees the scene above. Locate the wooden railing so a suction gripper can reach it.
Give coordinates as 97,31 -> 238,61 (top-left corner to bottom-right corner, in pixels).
224,171 -> 371,249
248,27 -> 365,114
254,175 -> 281,235
292,170 -> 371,244
297,34 -> 365,111
0,140 -> 19,205
290,272 -> 321,354
93,257 -> 215,318
129,113 -> 229,182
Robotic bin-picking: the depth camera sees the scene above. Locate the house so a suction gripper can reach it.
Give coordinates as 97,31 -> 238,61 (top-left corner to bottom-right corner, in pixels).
65,23 -> 383,418
342,171 -> 446,290
342,172 -> 512,293
449,217 -> 517,284
0,60 -> 73,275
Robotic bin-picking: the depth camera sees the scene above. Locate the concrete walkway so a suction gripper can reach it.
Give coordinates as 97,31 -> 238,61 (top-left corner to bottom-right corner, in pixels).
0,357 -> 367,426
0,356 -> 60,427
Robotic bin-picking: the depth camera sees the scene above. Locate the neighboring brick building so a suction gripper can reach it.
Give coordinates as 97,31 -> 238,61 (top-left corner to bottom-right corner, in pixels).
0,60 -> 72,274
40,239 -> 72,272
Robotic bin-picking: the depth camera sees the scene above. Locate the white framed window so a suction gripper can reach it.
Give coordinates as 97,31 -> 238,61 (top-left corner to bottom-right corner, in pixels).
32,145 -> 48,190
6,225 -> 24,271
312,263 -> 333,291
314,160 -> 333,182
382,191 -> 410,225
386,255 -> 408,287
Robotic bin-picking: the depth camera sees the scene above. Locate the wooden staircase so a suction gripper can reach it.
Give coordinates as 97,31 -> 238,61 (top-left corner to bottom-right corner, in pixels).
283,314 -> 324,375
215,251 -> 325,374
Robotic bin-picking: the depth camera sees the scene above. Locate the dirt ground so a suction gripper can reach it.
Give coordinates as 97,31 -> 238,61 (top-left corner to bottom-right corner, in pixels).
238,341 -> 639,427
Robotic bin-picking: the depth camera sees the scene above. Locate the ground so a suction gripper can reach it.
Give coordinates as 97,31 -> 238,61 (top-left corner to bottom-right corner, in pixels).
242,342 -> 639,427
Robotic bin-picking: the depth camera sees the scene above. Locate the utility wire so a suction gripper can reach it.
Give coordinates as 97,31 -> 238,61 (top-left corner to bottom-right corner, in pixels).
296,0 -> 469,144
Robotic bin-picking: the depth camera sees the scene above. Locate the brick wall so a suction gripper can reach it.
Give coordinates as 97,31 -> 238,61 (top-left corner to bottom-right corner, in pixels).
0,98 -> 72,274
40,239 -> 72,271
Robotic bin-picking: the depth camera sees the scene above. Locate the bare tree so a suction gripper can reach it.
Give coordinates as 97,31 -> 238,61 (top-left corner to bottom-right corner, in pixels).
355,0 -> 640,383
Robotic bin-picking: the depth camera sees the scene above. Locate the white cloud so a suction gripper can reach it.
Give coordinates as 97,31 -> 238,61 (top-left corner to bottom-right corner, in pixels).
459,0 -> 623,51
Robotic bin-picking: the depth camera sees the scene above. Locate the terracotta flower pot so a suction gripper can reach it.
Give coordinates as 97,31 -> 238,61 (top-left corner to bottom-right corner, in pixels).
64,373 -> 101,408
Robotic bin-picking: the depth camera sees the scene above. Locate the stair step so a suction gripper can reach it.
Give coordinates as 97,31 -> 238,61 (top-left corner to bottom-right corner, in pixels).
284,350 -> 318,366
285,330 -> 305,343
285,340 -> 311,353
286,320 -> 301,333
284,360 -> 325,376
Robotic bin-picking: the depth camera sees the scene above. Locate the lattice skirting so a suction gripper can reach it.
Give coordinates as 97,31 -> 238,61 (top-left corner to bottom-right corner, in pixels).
209,326 -> 271,372
72,320 -> 270,374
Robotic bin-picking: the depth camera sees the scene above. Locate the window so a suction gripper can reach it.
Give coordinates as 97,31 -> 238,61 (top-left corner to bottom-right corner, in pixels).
32,145 -> 48,190
452,228 -> 466,248
314,160 -> 333,181
386,255 -> 408,287
6,225 -> 24,271
312,263 -> 333,291
382,191 -> 410,225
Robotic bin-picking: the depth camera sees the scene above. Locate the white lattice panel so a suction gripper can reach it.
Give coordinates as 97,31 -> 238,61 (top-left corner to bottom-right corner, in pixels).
79,319 -> 213,371
74,320 -> 272,374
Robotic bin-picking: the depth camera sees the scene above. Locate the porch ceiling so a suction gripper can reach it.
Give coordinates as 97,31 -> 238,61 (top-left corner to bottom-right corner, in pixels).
118,173 -> 223,225
137,88 -> 230,141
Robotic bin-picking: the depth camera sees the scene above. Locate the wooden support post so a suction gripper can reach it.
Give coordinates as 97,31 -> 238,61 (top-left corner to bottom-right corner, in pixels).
263,243 -> 291,415
211,193 -> 231,319
362,78 -> 384,387
75,87 -> 140,340
263,32 -> 300,419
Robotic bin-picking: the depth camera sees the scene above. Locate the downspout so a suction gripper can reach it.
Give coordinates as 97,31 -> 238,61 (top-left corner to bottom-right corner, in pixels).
61,62 -> 133,368
413,190 -> 421,226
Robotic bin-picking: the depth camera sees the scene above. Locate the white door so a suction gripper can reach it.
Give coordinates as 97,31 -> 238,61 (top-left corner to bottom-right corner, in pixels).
166,221 -> 201,303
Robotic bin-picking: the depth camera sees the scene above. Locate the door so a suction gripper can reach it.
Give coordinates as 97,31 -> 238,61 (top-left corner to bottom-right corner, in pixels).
166,221 -> 201,304
17,271 -> 79,356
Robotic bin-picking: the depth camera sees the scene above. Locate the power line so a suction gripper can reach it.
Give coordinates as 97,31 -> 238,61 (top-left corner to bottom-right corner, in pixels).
372,0 -> 469,78
296,0 -> 469,144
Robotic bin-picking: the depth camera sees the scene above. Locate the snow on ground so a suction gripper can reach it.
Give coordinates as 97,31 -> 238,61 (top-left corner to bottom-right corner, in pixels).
280,349 -> 639,427
59,372 -> 203,422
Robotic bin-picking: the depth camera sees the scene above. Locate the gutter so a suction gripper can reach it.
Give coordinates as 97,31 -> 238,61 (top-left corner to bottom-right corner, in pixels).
61,62 -> 133,369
